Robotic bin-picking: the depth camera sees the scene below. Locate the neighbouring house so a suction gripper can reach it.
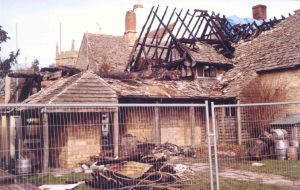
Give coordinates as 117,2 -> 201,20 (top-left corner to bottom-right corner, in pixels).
2,4 -> 300,170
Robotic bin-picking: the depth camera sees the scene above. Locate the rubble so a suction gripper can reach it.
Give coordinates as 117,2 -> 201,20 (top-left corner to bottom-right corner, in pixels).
68,142 -> 200,189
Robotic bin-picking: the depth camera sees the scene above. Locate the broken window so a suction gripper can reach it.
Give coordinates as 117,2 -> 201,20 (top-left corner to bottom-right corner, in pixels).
196,65 -> 217,78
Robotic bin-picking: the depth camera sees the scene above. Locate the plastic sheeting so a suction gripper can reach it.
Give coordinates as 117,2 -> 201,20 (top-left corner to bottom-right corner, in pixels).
227,15 -> 263,26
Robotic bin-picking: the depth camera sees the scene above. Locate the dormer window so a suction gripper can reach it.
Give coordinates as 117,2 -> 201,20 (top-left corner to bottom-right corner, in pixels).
196,65 -> 217,78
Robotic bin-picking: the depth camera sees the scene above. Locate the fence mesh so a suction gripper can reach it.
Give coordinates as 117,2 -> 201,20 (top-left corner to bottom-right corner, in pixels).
213,102 -> 300,190
0,104 -> 213,190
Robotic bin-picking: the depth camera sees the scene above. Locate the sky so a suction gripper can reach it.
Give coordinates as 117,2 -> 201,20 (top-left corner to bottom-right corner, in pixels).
1,0 -> 300,68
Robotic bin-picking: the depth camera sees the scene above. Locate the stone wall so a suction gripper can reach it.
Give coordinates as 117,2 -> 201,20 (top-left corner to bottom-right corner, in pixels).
237,69 -> 300,141
120,107 -> 206,147
49,113 -> 101,168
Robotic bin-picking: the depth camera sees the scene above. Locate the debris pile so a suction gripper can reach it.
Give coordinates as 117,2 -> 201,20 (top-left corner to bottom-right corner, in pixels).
81,142 -> 197,189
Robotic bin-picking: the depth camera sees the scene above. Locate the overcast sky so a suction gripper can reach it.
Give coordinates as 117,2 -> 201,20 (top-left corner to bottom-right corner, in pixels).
1,0 -> 300,67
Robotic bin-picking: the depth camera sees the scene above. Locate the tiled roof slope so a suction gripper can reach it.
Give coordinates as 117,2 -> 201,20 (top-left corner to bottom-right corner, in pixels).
24,71 -> 118,104
104,78 -> 224,99
76,33 -> 131,73
221,10 -> 300,97
183,42 -> 232,66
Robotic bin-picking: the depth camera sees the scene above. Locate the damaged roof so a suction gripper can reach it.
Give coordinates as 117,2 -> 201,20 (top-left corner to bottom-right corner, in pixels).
23,70 -> 225,102
183,42 -> 233,67
76,33 -> 131,73
24,71 -> 118,104
24,9 -> 300,103
104,77 -> 224,99
220,10 -> 300,97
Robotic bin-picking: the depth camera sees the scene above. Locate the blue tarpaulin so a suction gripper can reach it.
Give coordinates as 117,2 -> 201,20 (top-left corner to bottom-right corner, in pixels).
227,15 -> 263,26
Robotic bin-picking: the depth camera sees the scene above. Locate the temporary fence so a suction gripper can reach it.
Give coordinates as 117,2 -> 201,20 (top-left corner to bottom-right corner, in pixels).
212,101 -> 300,190
1,101 -> 299,190
0,103 -> 217,190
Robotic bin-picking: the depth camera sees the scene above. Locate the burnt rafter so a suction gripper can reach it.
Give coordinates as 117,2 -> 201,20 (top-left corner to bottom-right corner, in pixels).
126,5 -> 287,72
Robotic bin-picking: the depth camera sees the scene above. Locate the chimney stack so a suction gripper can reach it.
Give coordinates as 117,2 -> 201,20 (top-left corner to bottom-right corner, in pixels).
124,10 -> 137,46
252,4 -> 267,20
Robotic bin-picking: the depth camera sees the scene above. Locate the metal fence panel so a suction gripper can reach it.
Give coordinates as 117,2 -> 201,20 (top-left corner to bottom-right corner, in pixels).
0,103 -> 214,190
212,101 -> 300,190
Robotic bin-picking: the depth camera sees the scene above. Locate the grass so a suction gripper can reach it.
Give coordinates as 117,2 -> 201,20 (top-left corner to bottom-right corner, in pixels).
14,159 -> 299,190
18,173 -> 94,190
15,170 -> 292,190
218,159 -> 300,179
185,172 -> 289,190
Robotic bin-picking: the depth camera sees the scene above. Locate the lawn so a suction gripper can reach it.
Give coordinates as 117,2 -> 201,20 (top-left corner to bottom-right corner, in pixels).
15,159 -> 299,189
218,159 -> 300,179
17,171 -> 292,190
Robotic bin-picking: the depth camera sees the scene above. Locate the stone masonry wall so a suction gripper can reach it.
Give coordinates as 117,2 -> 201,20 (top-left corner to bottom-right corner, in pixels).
49,113 -> 101,168
121,107 -> 206,147
238,69 -> 300,141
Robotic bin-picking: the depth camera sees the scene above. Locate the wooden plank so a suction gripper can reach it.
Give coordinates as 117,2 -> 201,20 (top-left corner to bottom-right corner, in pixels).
154,106 -> 161,145
5,115 -> 10,170
42,112 -> 49,173
43,107 -> 117,113
113,110 -> 119,157
189,107 -> 195,147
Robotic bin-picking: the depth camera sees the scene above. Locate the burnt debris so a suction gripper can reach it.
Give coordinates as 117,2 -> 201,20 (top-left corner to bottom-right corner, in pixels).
126,6 -> 286,78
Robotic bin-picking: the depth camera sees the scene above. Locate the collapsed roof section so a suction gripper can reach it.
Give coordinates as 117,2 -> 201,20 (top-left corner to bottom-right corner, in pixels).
126,6 -> 286,75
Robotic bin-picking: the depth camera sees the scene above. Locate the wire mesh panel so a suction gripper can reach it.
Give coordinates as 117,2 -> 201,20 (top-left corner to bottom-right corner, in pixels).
0,103 -> 213,190
212,102 -> 300,190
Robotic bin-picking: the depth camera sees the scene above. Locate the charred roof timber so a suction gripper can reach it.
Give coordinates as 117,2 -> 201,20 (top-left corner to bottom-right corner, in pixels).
126,5 -> 287,73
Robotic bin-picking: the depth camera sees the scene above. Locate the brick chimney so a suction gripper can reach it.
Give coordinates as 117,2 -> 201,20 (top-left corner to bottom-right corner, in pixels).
124,10 -> 137,46
252,4 -> 267,20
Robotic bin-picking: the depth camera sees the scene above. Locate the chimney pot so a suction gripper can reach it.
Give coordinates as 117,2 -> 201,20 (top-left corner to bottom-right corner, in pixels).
252,4 -> 267,20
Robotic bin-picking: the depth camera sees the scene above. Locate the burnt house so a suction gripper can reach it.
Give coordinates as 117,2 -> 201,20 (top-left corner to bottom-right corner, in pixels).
3,4 -> 300,170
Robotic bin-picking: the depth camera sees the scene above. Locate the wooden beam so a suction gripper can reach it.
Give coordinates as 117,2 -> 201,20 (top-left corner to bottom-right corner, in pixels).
14,116 -> 23,160
147,6 -> 169,55
5,115 -> 10,169
10,116 -> 21,160
126,6 -> 155,71
113,109 -> 119,157
42,112 -> 49,173
189,107 -> 195,147
158,9 -> 183,61
179,11 -> 196,38
237,100 -> 242,145
132,6 -> 159,71
154,106 -> 161,146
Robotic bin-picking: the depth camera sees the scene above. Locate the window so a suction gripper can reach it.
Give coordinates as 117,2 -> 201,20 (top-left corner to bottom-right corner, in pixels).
196,66 -> 204,77
196,65 -> 217,78
225,107 -> 236,117
204,66 -> 217,77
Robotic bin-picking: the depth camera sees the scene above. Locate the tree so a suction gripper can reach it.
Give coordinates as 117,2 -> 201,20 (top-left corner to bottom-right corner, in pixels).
31,59 -> 40,72
0,25 -> 20,78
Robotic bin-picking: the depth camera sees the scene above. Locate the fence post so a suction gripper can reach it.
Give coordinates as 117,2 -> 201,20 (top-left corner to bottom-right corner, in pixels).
42,112 -> 49,173
189,106 -> 195,147
113,109 -> 119,157
211,102 -> 220,190
237,100 -> 242,145
205,101 -> 214,190
154,105 -> 161,146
